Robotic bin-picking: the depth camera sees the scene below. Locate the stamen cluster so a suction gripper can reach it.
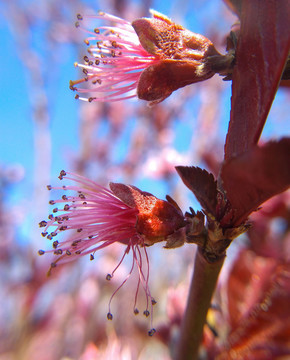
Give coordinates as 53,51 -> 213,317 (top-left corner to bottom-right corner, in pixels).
70,12 -> 159,102
39,170 -> 156,335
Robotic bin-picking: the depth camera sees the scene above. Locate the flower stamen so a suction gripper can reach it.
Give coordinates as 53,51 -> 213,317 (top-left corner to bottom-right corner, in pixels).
70,12 -> 159,102
39,170 -> 186,335
39,170 -> 162,334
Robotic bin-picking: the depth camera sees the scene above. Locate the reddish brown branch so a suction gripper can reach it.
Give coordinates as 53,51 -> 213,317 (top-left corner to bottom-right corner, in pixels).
175,248 -> 224,360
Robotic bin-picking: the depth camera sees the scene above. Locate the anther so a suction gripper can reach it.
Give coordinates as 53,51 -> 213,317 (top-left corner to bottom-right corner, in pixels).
143,310 -> 150,317
59,170 -> 66,180
95,59 -> 100,65
151,299 -> 157,305
107,312 -> 113,320
77,228 -> 83,232
148,328 -> 156,337
106,274 -> 112,281
70,79 -> 77,89
48,214 -> 54,220
53,208 -> 58,213
38,250 -> 45,255
134,308 -> 139,315
72,240 -> 81,246
84,39 -> 90,46
39,220 -> 47,228
98,11 -> 105,16
41,232 -> 48,237
66,250 -> 71,255
94,28 -> 100,34
64,204 -> 70,211
90,254 -> 94,261
75,250 -> 82,255
49,200 -> 55,205
77,14 -> 83,20
88,97 -> 96,102
75,22 -> 80,28
50,262 -> 57,268
75,94 -> 79,99
47,185 -> 52,190
62,195 -> 68,200
53,240 -> 59,249
54,249 -> 63,255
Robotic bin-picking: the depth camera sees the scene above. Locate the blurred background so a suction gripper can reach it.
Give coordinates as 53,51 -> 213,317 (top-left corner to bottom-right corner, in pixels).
0,0 -> 289,359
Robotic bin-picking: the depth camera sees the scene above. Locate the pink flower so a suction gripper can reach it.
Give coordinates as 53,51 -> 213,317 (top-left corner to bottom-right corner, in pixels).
39,170 -> 186,335
70,10 -> 220,105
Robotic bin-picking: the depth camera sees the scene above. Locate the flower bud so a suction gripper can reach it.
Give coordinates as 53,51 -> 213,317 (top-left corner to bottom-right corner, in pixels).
132,10 -> 220,104
109,182 -> 186,245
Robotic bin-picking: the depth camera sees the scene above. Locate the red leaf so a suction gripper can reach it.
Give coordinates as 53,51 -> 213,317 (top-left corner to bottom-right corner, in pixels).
176,166 -> 217,215
225,0 -> 290,159
226,250 -> 277,329
220,138 -> 290,225
218,249 -> 290,359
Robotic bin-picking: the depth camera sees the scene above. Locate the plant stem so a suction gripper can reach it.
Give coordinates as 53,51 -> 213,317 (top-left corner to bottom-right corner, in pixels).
175,247 -> 225,360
